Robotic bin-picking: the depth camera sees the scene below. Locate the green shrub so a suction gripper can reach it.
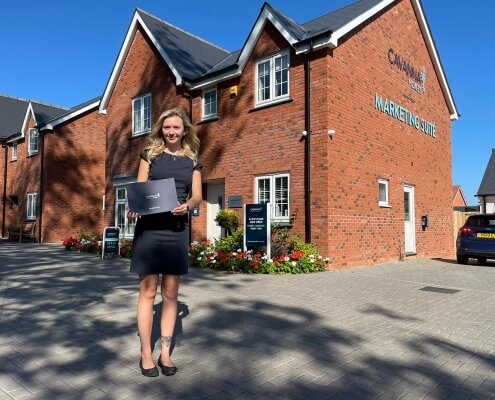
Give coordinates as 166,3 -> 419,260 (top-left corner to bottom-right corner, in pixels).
214,209 -> 240,236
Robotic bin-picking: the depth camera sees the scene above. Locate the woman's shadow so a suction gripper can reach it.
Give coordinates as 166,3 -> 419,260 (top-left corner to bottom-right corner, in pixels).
150,301 -> 189,355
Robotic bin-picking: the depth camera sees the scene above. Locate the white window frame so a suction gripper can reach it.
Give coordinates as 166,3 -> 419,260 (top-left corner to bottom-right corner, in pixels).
12,142 -> 17,161
27,192 -> 37,220
378,178 -> 390,207
28,128 -> 39,155
132,93 -> 152,136
115,186 -> 136,239
255,173 -> 290,222
202,87 -> 217,119
255,50 -> 290,106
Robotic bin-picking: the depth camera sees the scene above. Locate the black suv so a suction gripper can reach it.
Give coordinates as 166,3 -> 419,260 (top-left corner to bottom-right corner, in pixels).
456,214 -> 495,264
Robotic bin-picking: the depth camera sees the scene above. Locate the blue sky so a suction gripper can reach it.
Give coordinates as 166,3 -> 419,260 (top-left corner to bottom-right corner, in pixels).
1,1 -> 493,204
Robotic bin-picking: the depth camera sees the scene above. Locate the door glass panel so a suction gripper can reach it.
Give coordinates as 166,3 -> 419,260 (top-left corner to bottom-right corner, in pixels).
404,192 -> 410,222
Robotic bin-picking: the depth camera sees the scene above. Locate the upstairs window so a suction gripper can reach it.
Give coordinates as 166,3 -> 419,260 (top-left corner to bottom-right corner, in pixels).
12,143 -> 17,161
255,173 -> 290,221
28,129 -> 39,155
27,192 -> 37,219
202,88 -> 217,119
255,50 -> 290,106
132,93 -> 152,136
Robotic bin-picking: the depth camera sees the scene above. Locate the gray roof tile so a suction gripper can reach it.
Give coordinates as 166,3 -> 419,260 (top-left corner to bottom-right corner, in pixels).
0,95 -> 29,138
137,9 -> 230,80
477,149 -> 495,196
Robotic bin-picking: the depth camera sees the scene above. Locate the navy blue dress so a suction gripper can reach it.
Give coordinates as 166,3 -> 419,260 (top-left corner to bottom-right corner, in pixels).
130,151 -> 202,275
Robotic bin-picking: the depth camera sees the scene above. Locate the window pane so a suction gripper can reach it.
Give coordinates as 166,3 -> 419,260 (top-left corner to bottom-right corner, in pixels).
379,183 -> 387,202
274,55 -> 289,97
404,192 -> 410,221
133,99 -> 142,133
143,95 -> 151,131
258,61 -> 270,101
117,203 -> 126,231
204,90 -> 217,117
257,178 -> 270,203
274,176 -> 288,217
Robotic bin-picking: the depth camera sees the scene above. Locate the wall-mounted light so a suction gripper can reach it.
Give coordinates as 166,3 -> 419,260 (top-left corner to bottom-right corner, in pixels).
328,129 -> 335,138
301,130 -> 308,137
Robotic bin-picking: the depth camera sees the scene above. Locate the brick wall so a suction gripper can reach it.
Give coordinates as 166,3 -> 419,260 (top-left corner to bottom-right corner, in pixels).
42,108 -> 106,243
104,27 -> 190,229
4,117 -> 41,231
322,0 -> 453,267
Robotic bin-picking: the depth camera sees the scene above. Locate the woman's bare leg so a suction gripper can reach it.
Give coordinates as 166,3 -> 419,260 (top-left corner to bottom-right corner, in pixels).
159,274 -> 180,366
137,274 -> 159,369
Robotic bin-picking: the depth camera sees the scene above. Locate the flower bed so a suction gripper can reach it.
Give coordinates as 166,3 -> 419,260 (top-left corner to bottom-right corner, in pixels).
189,230 -> 329,274
62,228 -> 330,274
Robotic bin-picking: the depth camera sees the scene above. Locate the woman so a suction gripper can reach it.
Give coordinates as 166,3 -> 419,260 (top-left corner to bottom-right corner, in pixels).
128,108 -> 202,377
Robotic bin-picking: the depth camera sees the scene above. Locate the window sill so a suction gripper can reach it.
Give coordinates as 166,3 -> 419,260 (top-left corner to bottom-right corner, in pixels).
197,116 -> 219,125
249,97 -> 293,112
27,153 -> 39,157
379,204 -> 392,208
271,220 -> 292,227
131,131 -> 151,139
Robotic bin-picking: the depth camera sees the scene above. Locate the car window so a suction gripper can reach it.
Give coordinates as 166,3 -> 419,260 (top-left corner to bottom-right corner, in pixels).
466,216 -> 495,227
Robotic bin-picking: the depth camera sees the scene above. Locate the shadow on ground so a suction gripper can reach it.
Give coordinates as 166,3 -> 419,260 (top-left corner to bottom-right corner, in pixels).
1,242 -> 495,399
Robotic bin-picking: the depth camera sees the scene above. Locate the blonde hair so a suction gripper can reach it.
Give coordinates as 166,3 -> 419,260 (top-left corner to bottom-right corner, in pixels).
144,108 -> 200,164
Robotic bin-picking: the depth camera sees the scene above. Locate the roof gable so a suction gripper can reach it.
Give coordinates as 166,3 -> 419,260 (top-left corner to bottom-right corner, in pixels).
453,185 -> 467,206
99,1 -> 458,121
99,8 -> 230,113
477,149 -> 495,196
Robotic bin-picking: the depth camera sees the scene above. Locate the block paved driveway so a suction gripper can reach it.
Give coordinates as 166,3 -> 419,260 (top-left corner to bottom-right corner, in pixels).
1,241 -> 495,400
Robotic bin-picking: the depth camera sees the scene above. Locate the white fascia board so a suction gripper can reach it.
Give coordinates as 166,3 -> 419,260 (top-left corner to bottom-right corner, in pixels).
329,0 -> 395,48
6,134 -> 22,144
99,12 -> 183,114
136,14 -> 183,85
294,35 -> 334,54
238,8 -> 298,70
189,70 -> 240,91
411,0 -> 458,120
41,100 -> 100,131
20,102 -> 35,138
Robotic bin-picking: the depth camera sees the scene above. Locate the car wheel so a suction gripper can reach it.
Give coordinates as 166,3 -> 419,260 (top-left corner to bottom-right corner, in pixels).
456,253 -> 469,264
477,257 -> 487,265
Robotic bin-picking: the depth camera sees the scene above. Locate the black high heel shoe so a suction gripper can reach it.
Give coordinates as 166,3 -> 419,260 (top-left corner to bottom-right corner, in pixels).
140,359 -> 159,377
157,355 -> 178,376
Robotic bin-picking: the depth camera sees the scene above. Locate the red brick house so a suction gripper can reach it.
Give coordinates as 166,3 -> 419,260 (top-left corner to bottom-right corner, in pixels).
99,0 -> 458,267
0,95 -> 105,242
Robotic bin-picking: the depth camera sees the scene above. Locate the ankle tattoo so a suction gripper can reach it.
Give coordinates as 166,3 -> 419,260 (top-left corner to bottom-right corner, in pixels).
161,336 -> 172,347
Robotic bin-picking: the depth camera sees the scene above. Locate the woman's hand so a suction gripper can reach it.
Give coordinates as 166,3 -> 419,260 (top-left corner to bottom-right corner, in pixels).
172,203 -> 189,216
128,211 -> 140,219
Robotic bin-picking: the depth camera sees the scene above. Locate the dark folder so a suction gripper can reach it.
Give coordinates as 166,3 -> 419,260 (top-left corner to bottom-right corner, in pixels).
126,178 -> 178,215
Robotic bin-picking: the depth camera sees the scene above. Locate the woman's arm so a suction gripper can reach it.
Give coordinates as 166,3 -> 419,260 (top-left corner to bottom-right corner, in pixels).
136,159 -> 150,182
128,160 -> 150,218
187,169 -> 202,209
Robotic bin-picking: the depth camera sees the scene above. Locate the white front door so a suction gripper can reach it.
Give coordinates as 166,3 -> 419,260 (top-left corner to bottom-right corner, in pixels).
404,185 -> 416,254
207,183 -> 225,243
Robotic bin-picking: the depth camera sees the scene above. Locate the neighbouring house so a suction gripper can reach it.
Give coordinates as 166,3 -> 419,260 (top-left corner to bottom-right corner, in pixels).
453,185 -> 467,208
476,148 -> 495,214
0,94 -> 105,242
99,0 -> 459,267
